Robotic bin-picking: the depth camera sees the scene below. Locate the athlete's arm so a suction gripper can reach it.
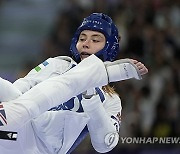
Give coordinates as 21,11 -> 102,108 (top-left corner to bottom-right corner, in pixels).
81,92 -> 121,153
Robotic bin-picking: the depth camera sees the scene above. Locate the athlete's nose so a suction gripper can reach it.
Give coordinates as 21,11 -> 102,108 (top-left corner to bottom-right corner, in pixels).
82,40 -> 90,49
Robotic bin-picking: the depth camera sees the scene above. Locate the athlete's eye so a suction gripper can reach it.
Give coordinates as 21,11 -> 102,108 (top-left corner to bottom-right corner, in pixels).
79,38 -> 85,41
78,36 -> 87,42
92,39 -> 100,43
78,34 -> 87,42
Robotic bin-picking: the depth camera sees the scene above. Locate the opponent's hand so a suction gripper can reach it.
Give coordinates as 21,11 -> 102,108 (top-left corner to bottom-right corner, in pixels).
130,59 -> 148,76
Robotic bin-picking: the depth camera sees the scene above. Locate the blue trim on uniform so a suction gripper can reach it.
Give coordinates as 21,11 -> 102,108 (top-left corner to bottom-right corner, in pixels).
49,88 -> 105,112
0,121 -> 3,126
0,104 -> 7,126
71,64 -> 76,68
42,61 -> 49,66
95,87 -> 105,102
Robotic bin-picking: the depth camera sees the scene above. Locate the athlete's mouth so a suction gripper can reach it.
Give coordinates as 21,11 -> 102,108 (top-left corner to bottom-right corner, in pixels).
80,52 -> 91,59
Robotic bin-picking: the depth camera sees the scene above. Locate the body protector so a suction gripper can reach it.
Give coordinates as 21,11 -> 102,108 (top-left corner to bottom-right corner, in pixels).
70,13 -> 120,62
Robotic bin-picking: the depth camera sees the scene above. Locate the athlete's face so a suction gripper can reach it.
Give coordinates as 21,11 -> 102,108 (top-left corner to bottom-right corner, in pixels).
76,30 -> 106,60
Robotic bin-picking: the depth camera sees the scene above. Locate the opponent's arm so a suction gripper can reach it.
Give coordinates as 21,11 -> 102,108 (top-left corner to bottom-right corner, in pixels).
0,77 -> 22,101
0,58 -> 57,101
13,58 -> 55,93
0,57 -> 71,102
13,57 -> 72,94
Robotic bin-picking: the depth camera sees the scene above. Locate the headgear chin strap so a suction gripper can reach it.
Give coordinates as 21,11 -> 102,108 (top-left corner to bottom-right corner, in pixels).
70,13 -> 120,62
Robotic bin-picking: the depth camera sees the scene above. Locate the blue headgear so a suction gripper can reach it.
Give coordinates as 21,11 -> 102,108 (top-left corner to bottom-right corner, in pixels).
70,13 -> 120,62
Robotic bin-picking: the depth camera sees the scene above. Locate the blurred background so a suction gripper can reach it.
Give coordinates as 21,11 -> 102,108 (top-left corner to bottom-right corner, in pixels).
0,0 -> 179,153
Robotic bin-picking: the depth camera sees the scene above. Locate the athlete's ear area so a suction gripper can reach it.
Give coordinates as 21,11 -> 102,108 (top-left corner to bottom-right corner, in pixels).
118,35 -> 121,43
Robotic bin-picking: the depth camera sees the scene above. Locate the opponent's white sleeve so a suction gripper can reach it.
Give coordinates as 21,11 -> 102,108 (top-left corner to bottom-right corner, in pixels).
0,77 -> 22,101
1,55 -> 108,131
0,57 -> 70,102
81,94 -> 121,153
13,56 -> 73,94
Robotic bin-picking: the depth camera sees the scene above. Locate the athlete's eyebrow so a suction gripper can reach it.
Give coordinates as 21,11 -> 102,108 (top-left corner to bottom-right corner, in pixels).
91,34 -> 104,39
79,33 -> 104,39
79,33 -> 86,37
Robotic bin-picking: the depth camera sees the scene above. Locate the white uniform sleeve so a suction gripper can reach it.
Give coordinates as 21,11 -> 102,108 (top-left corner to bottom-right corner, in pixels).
0,77 -> 22,101
13,57 -> 72,94
81,93 -> 121,153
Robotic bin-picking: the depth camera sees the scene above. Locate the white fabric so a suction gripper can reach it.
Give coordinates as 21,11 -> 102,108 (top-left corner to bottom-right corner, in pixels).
81,94 -> 121,153
0,77 -> 22,102
105,58 -> 142,82
0,111 -> 90,154
0,55 -> 121,154
32,111 -> 90,154
13,56 -> 76,94
0,55 -> 108,130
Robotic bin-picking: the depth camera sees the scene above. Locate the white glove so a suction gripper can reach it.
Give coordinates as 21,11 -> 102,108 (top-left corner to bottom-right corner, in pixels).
105,59 -> 142,82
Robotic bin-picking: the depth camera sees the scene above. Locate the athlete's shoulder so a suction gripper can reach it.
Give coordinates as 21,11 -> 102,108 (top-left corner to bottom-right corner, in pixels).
47,56 -> 76,65
46,56 -> 77,74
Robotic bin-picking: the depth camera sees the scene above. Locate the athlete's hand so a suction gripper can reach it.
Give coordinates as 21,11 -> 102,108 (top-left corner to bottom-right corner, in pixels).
130,59 -> 148,76
82,88 -> 97,99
